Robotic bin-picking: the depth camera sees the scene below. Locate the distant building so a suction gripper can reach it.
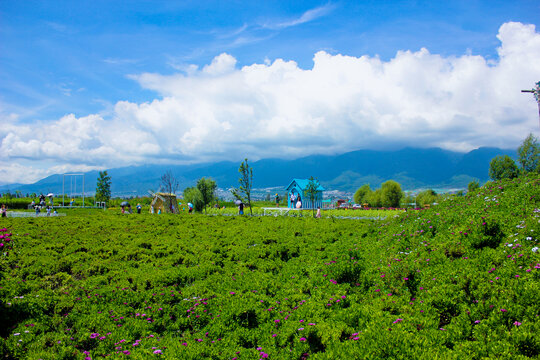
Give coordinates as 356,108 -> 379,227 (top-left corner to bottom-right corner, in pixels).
285,178 -> 325,209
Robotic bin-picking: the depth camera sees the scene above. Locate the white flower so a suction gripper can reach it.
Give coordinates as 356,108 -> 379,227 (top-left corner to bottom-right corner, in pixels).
532,247 -> 539,253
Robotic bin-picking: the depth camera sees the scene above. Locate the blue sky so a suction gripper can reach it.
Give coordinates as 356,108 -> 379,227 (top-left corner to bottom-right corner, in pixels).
1,0 -> 540,184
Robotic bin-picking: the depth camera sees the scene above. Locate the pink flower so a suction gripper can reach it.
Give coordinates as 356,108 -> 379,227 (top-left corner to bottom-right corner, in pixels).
393,318 -> 403,324
299,337 -> 307,341
514,321 -> 521,326
500,308 -> 507,312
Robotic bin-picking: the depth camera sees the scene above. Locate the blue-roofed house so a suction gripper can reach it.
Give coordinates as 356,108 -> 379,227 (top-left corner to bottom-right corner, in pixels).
286,178 -> 325,209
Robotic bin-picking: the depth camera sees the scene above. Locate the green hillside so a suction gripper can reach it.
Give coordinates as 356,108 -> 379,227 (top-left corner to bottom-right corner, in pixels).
0,175 -> 539,359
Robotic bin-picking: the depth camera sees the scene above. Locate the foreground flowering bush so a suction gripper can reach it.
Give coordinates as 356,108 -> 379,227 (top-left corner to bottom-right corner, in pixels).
0,175 -> 539,359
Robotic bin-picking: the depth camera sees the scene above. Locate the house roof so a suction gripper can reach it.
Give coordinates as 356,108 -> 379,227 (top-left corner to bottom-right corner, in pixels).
285,178 -> 325,191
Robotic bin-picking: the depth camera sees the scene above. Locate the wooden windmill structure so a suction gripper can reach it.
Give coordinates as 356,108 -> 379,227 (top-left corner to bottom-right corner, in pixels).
148,190 -> 179,214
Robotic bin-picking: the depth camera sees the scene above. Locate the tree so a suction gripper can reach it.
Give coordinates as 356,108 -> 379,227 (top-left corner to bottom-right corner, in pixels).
517,133 -> 540,173
304,176 -> 320,218
353,184 -> 371,205
366,189 -> 382,207
380,180 -> 403,208
183,187 -> 204,212
402,192 -> 415,207
95,171 -> 112,204
416,189 -> 438,207
231,158 -> 253,216
467,180 -> 480,193
160,170 -> 180,195
197,177 -> 217,214
489,155 -> 519,180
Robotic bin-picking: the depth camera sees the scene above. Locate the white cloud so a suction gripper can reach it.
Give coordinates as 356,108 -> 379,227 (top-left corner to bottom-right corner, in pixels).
1,22 -> 540,183
264,3 -> 335,29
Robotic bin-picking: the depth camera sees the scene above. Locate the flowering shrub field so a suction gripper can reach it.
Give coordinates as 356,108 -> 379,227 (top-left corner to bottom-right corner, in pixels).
1,175 -> 539,359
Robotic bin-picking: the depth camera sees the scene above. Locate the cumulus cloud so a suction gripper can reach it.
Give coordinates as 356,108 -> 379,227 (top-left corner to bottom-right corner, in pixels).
1,21 -> 540,183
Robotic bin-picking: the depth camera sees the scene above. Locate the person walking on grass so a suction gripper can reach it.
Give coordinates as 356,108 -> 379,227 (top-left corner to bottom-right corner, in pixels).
275,193 -> 280,207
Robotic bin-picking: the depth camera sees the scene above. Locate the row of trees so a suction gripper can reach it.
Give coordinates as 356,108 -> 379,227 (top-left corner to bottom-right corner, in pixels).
489,133 -> 539,180
92,159 -> 255,214
353,180 -> 404,208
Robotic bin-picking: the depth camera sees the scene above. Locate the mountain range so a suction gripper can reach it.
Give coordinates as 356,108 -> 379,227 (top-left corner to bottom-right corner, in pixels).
0,147 -> 516,197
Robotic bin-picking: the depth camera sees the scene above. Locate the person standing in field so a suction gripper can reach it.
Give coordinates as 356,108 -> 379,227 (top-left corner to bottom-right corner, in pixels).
290,192 -> 296,209
296,195 -> 302,209
316,207 -> 321,218
1,204 -> 6,217
275,193 -> 280,207
238,202 -> 244,215
136,204 -> 142,214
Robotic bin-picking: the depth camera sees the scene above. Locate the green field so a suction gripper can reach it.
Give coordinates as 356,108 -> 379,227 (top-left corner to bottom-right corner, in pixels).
1,175 -> 539,359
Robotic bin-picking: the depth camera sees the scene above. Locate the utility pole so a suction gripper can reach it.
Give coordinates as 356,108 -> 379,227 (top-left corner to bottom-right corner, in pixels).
521,81 -> 540,128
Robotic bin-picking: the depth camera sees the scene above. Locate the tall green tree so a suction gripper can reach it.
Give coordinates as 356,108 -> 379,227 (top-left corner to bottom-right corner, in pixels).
517,133 -> 540,173
231,158 -> 253,216
380,180 -> 403,208
95,171 -> 112,204
489,155 -> 519,180
366,189 -> 382,207
304,176 -> 320,218
353,184 -> 371,205
197,177 -> 217,214
183,187 -> 204,212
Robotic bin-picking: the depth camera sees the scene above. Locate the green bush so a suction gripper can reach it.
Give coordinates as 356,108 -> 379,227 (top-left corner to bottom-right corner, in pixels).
0,174 -> 539,359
